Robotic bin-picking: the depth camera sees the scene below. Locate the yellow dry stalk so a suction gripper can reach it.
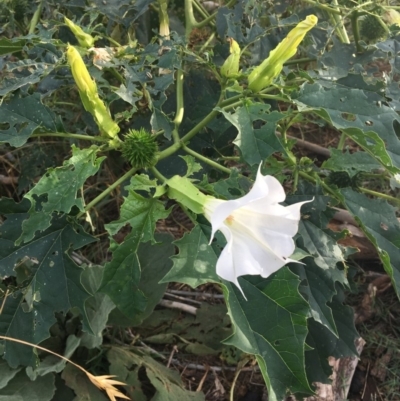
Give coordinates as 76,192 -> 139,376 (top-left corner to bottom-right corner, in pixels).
0,335 -> 129,401
220,38 -> 241,79
66,45 -> 120,140
248,15 -> 318,92
64,16 -> 95,48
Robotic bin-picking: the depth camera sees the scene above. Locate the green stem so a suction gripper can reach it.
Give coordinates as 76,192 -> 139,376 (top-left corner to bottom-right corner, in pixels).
53,102 -> 81,107
330,0 -> 350,44
301,0 -> 341,14
106,67 -> 125,84
198,31 -> 216,54
283,57 -> 316,66
192,0 -> 211,21
351,11 -> 363,53
28,0 -> 44,34
150,166 -> 168,183
299,171 -> 337,197
358,187 -> 400,206
172,67 -> 185,143
158,93 -> 247,161
184,0 -> 198,39
77,167 -> 137,218
182,144 -> 231,174
337,132 -> 347,150
31,132 -> 109,142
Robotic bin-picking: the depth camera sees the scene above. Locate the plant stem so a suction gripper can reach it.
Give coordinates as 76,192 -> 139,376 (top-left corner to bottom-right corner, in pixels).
301,0 -> 341,14
158,94 -> 245,160
28,0 -> 43,34
350,11 -> 363,53
283,57 -> 316,66
184,0 -> 198,39
359,187 -> 400,206
337,132 -> 347,150
31,132 -> 109,142
172,67 -> 185,143
182,144 -> 231,174
330,0 -> 350,44
150,166 -> 168,183
77,167 -> 137,218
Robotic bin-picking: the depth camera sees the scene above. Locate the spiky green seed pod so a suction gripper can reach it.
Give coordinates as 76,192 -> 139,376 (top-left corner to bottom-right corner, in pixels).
359,14 -> 387,42
121,129 -> 158,169
326,171 -> 352,188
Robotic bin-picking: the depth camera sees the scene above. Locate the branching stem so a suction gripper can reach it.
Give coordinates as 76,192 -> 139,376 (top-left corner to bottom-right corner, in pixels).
77,167 -> 137,218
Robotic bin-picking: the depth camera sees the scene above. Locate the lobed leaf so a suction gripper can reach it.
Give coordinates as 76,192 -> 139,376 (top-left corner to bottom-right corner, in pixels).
0,199 -> 96,367
0,93 -> 60,147
217,102 -> 285,165
338,189 -> 400,298
224,268 -> 313,400
19,145 -> 105,244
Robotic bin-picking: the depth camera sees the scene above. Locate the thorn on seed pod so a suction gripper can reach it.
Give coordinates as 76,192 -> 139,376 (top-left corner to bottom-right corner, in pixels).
121,128 -> 158,169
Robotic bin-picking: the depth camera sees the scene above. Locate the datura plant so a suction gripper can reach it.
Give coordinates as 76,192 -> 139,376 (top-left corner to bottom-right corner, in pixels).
2,2 -> 400,401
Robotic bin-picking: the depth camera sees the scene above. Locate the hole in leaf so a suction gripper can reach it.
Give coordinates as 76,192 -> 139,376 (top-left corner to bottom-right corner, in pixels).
365,120 -> 373,126
381,223 -> 389,231
341,112 -> 356,122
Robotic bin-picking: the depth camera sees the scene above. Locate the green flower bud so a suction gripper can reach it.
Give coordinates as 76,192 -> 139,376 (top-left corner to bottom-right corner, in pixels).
66,45 -> 120,139
248,15 -> 318,92
220,38 -> 241,79
64,17 -> 95,48
121,128 -> 158,169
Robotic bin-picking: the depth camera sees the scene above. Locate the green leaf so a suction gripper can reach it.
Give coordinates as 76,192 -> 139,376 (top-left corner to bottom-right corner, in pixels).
223,268 -> 313,400
322,149 -> 381,177
19,146 -> 105,244
100,180 -> 170,319
0,59 -> 50,97
0,201 -> 95,367
107,234 -> 174,327
61,364 -> 108,401
295,83 -> 400,173
0,360 -> 21,390
305,287 -> 359,384
338,188 -> 400,298
180,155 -> 203,177
80,265 -> 115,348
107,347 -> 205,401
0,93 -> 60,147
100,177 -> 169,319
0,370 -> 56,400
105,177 -> 170,238
0,37 -> 27,55
160,223 -> 220,287
287,182 -> 347,282
292,259 -> 339,337
99,232 -> 146,320
217,102 -> 285,165
26,335 -> 81,380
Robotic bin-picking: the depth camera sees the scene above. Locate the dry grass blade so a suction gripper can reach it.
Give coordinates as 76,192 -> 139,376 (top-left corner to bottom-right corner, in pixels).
0,335 -> 129,401
87,373 -> 131,401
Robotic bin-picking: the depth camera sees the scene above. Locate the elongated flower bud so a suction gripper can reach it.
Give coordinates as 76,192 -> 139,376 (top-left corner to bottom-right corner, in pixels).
220,38 -> 241,79
64,17 -> 95,48
67,45 -> 97,95
248,15 -> 318,92
66,45 -> 120,140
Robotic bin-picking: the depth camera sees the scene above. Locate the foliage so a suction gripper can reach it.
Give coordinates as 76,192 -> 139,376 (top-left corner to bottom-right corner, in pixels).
1,0 -> 400,400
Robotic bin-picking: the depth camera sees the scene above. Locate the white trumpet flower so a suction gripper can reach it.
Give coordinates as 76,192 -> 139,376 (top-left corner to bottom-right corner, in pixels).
167,167 -> 311,296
